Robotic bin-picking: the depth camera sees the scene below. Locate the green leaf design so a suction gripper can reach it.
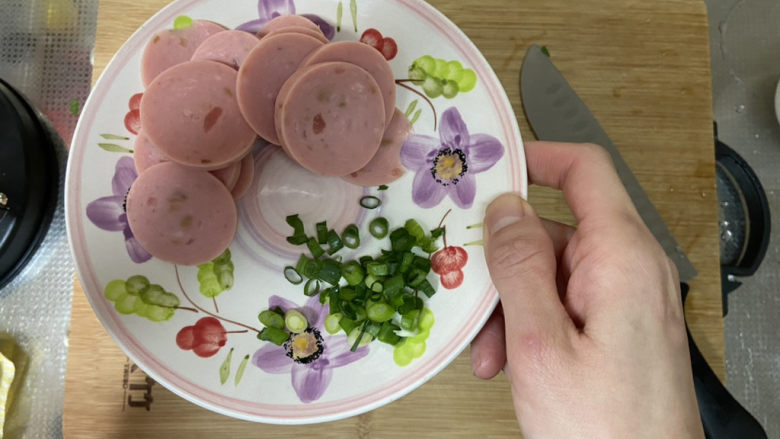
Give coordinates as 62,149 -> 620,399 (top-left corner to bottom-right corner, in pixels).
197,249 -> 234,298
336,1 -> 343,32
404,100 -> 418,119
234,354 -> 249,386
104,277 -> 179,322
98,143 -> 133,154
350,0 -> 357,32
409,109 -> 422,126
173,15 -> 193,30
100,133 -> 130,140
219,348 -> 234,385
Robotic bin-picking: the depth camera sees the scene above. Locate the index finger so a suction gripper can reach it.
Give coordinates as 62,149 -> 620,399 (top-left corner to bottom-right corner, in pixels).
524,141 -> 639,223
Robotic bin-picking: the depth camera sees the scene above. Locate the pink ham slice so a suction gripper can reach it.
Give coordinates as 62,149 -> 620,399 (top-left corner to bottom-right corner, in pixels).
236,33 -> 324,144
133,131 -> 167,173
126,162 -> 237,266
140,20 -> 226,87
133,131 -> 242,190
257,15 -> 321,38
301,41 -> 396,129
190,30 -> 260,70
265,26 -> 328,44
231,152 -> 255,199
342,109 -> 412,186
274,62 -> 385,177
140,60 -> 256,170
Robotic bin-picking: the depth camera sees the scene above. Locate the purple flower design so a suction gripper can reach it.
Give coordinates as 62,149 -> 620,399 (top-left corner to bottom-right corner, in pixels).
401,107 -> 505,209
85,157 -> 151,263
236,0 -> 335,40
252,295 -> 369,403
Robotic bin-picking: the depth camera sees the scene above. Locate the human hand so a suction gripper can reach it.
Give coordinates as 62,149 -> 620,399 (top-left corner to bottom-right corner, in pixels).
470,141 -> 704,438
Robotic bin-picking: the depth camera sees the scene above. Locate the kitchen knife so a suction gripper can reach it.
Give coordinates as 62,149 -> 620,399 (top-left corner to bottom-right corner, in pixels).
519,44 -> 697,283
520,44 -> 767,439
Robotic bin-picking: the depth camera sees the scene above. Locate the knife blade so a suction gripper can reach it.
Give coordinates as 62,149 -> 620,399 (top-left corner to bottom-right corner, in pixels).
520,44 -> 697,283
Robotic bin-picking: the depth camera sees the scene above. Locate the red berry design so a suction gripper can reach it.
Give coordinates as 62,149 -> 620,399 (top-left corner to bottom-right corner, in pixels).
128,92 -> 143,111
360,28 -> 383,50
176,317 -> 228,358
431,246 -> 468,275
379,37 -> 397,60
124,109 -> 141,135
440,269 -> 464,289
360,28 -> 398,61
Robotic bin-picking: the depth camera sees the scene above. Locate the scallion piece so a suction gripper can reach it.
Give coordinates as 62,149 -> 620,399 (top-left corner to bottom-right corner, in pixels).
390,228 -> 415,252
303,278 -> 320,297
399,252 -> 414,274
258,309 -> 285,329
369,217 -> 389,239
418,279 -> 436,298
412,255 -> 432,272
317,258 -> 342,285
306,238 -> 325,259
324,313 -> 342,334
366,261 -> 389,277
377,321 -> 402,345
404,219 -> 425,242
407,268 -> 427,287
359,195 -> 381,209
382,274 -> 405,300
370,280 -> 383,293
378,184 -> 389,191
339,316 -> 358,334
349,322 -> 372,351
401,310 -> 420,331
257,327 -> 290,346
341,224 -> 360,249
367,301 -> 394,322
283,266 -> 303,285
285,214 -> 308,245
316,221 -> 328,244
326,229 -> 344,254
341,261 -> 365,286
284,309 -> 309,333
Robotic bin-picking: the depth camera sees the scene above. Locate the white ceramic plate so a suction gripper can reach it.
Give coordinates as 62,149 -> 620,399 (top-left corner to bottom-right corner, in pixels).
66,0 -> 525,424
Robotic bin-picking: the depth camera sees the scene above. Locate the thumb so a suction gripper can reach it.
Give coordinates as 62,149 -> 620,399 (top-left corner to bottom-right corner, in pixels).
483,193 -> 572,347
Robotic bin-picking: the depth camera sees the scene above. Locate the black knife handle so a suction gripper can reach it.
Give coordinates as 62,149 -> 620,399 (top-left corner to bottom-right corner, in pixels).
681,283 -> 767,439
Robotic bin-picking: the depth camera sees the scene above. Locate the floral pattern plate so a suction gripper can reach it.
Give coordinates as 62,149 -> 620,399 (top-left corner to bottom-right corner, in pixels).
65,0 -> 525,424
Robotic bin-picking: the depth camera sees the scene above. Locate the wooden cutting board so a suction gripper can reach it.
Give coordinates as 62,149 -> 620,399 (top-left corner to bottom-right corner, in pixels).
64,0 -> 720,437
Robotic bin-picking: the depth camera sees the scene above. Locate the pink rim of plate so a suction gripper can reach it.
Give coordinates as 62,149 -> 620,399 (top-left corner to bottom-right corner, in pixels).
64,0 -> 527,424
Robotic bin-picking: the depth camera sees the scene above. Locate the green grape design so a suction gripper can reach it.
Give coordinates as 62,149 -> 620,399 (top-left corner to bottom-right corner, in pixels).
197,249 -> 235,299
393,308 -> 434,367
408,55 -> 477,99
104,275 -> 180,322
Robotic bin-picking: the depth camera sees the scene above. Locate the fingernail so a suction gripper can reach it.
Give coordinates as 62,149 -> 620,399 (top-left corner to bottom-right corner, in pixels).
486,194 -> 527,235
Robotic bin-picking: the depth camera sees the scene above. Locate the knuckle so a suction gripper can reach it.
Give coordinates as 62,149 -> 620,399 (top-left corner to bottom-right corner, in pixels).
580,142 -> 614,166
487,236 -> 552,283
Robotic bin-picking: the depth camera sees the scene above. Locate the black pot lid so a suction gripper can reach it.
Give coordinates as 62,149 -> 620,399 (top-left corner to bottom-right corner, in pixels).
0,78 -> 60,290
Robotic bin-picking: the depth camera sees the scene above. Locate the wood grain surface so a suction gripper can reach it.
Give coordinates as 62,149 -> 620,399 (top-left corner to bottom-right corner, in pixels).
65,0 -> 721,436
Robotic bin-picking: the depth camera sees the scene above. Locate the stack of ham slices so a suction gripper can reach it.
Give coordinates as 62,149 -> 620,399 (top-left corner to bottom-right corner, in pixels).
126,16 -> 412,266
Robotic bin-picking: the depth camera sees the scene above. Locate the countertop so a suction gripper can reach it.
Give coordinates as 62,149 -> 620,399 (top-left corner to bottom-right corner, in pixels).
64,0 -> 722,436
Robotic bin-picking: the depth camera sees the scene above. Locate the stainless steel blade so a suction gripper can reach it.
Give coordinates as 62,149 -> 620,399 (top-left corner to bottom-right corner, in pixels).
520,44 -> 697,282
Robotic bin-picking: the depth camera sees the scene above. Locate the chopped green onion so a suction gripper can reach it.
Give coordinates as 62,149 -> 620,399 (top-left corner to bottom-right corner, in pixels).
390,228 -> 415,252
284,309 -> 309,333
399,252 -> 414,274
257,327 -> 290,346
339,286 -> 357,301
339,316 -> 358,334
284,266 -> 303,285
258,309 -> 285,329
377,321 -> 402,345
407,268 -> 427,287
303,278 -> 320,296
369,217 -> 389,239
366,261 -> 389,277
326,229 -> 344,254
349,322 -> 372,351
382,274 -> 405,300
296,254 -> 320,278
341,261 -> 365,286
316,221 -> 328,244
370,281 -> 384,293
285,214 -> 308,245
420,236 -> 440,253
412,255 -> 431,272
401,310 -> 420,331
317,258 -> 342,285
367,301 -> 394,322
430,227 -> 445,239
378,184 -> 389,191
325,313 -> 342,334
418,279 -> 436,298
341,224 -> 360,249
359,195 -> 381,209
306,238 -> 325,259
359,255 -> 374,266
404,219 -> 425,243
398,295 -> 424,315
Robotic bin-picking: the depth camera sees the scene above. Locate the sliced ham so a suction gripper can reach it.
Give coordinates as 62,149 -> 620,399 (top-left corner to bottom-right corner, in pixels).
342,109 -> 412,186
191,30 -> 260,70
257,15 -> 321,38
